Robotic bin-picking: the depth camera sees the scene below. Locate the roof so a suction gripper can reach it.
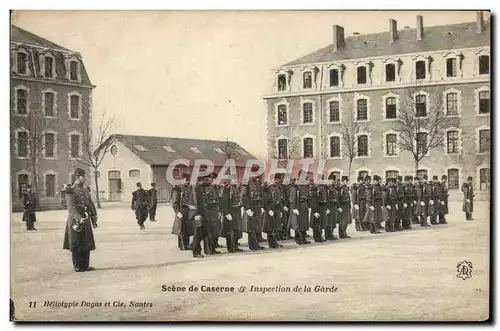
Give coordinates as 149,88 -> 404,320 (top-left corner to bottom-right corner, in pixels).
283,21 -> 491,67
104,134 -> 256,167
11,25 -> 72,52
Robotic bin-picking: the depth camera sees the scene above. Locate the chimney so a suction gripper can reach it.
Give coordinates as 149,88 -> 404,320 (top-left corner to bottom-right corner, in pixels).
389,19 -> 397,43
332,25 -> 345,52
416,15 -> 424,40
477,11 -> 484,33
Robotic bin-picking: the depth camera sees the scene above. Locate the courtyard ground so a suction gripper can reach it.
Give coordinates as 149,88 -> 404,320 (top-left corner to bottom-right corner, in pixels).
10,201 -> 490,322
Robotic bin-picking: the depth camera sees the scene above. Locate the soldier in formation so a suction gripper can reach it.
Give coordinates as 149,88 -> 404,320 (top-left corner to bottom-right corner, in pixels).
462,176 -> 475,221
22,184 -> 38,231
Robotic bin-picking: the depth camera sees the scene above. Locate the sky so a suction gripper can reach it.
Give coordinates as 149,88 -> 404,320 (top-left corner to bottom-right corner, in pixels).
11,10 -> 486,158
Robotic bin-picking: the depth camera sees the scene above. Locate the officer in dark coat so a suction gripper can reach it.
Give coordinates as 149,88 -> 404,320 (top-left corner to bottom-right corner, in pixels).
62,168 -> 97,272
428,176 -> 438,225
367,175 -> 382,234
338,176 -> 352,239
416,176 -> 429,227
462,176 -> 475,221
395,176 -> 405,231
289,176 -> 311,245
351,182 -> 361,231
148,183 -> 158,222
438,175 -> 449,224
316,179 -> 328,241
402,176 -> 414,229
410,177 -> 419,224
385,179 -> 397,232
241,176 -> 265,250
132,182 -> 150,230
220,179 -> 244,253
325,175 -> 338,240
172,174 -> 193,250
263,174 -> 284,248
22,185 -> 38,231
308,179 -> 322,242
357,177 -> 368,231
278,177 -> 291,240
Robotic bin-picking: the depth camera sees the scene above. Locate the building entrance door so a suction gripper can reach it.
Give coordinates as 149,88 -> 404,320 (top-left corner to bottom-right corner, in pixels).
108,170 -> 122,201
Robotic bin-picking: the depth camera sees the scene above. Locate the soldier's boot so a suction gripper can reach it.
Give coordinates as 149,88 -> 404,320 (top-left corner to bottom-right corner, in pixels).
420,216 -> 430,227
272,234 -> 282,248
294,229 -> 304,245
430,215 -> 438,225
226,233 -> 235,253
302,231 -> 311,244
178,236 -> 186,251
313,228 -> 323,242
439,214 -> 447,224
233,232 -> 244,252
369,224 -> 375,234
248,231 -> 262,250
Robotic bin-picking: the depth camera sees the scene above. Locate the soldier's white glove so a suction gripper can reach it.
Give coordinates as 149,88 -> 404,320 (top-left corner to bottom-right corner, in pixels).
326,209 -> 331,215
369,206 -> 375,211
354,204 -> 359,210
194,215 -> 202,221
466,199 -> 470,203
283,206 -> 289,212
293,209 -> 299,215
440,201 -> 445,205
176,212 -> 183,218
246,209 -> 254,217
314,212 -> 320,218
338,207 -> 342,212
387,205 -> 391,210
403,203 -> 408,208
280,212 -> 283,218
395,205 -> 399,210
420,201 -> 425,206
261,208 -> 265,215
226,214 -> 233,221
268,210 -> 274,217
413,200 -> 417,205
430,200 -> 434,205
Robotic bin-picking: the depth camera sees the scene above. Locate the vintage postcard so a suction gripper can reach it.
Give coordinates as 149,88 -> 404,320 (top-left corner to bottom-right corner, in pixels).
9,10 -> 490,322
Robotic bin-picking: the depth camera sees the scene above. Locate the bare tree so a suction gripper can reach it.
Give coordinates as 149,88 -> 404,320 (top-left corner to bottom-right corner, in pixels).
394,85 -> 459,176
220,137 -> 239,160
341,112 -> 361,184
270,125 -> 302,169
62,111 -> 115,208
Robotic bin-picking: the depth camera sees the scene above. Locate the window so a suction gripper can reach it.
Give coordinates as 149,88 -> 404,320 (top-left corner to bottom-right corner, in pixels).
190,147 -> 201,154
446,93 -> 458,116
70,95 -> 80,119
479,91 -> 490,114
329,101 -> 340,122
69,61 -> 79,81
447,131 -> 459,154
17,131 -> 28,157
303,72 -> 312,89
129,170 -> 140,178
277,74 -> 286,91
330,136 -> 340,158
415,94 -> 427,117
16,52 -> 27,74
356,99 -> 368,121
385,97 -> 397,119
277,105 -> 287,125
329,69 -> 339,87
358,171 -> 368,179
45,174 -> 56,197
479,55 -> 489,75
415,60 -> 426,79
44,92 -> 55,117
110,145 -> 118,156
386,170 -> 399,182
172,168 -> 181,178
303,102 -> 313,124
479,129 -> 490,153
357,66 -> 367,84
479,168 -> 490,191
134,145 -> 148,152
18,174 -> 28,199
357,135 -> 368,157
44,56 -> 54,78
108,170 -> 121,179
16,89 -> 28,115
386,134 -> 397,156
385,63 -> 396,82
163,145 -> 176,152
303,137 -> 313,158
447,169 -> 459,189
417,132 -> 428,155
417,169 -> 428,179
278,139 -> 288,159
70,135 -> 80,158
446,58 -> 457,77
45,133 -> 55,158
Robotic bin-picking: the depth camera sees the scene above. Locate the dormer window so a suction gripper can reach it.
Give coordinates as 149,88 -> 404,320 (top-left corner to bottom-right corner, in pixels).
303,72 -> 312,89
329,69 -> 339,87
277,74 -> 287,91
190,147 -> 202,154
16,51 -> 28,75
415,60 -> 426,79
44,56 -> 54,78
357,66 -> 367,84
446,58 -> 457,77
385,63 -> 396,82
163,145 -> 176,152
134,145 -> 148,152
69,61 -> 79,81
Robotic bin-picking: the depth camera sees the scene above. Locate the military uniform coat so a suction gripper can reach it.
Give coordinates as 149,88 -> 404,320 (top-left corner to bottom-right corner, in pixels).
386,186 -> 397,222
63,184 -> 96,252
415,184 -> 426,216
263,184 -> 282,234
425,183 -> 435,217
241,182 -> 263,233
22,192 -> 38,223
132,189 -> 150,221
317,185 -> 328,229
339,185 -> 352,226
351,184 -> 359,220
462,183 -> 474,213
395,183 -> 405,219
436,182 -> 449,215
288,185 -> 310,231
362,184 -> 374,224
326,185 -> 338,228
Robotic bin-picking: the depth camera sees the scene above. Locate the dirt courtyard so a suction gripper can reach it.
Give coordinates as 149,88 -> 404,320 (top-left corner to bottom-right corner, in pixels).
11,201 -> 490,321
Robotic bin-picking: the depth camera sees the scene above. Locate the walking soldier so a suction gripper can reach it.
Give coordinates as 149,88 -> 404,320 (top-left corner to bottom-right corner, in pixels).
402,176 -> 414,229
172,174 -> 193,251
219,179 -> 244,253
63,168 -> 98,272
263,175 -> 284,248
338,176 -> 352,239
395,176 -> 405,231
148,183 -> 158,222
437,175 -> 449,224
132,182 -> 150,230
289,177 -> 311,245
22,185 -> 38,231
462,176 -> 475,221
241,176 -> 265,250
